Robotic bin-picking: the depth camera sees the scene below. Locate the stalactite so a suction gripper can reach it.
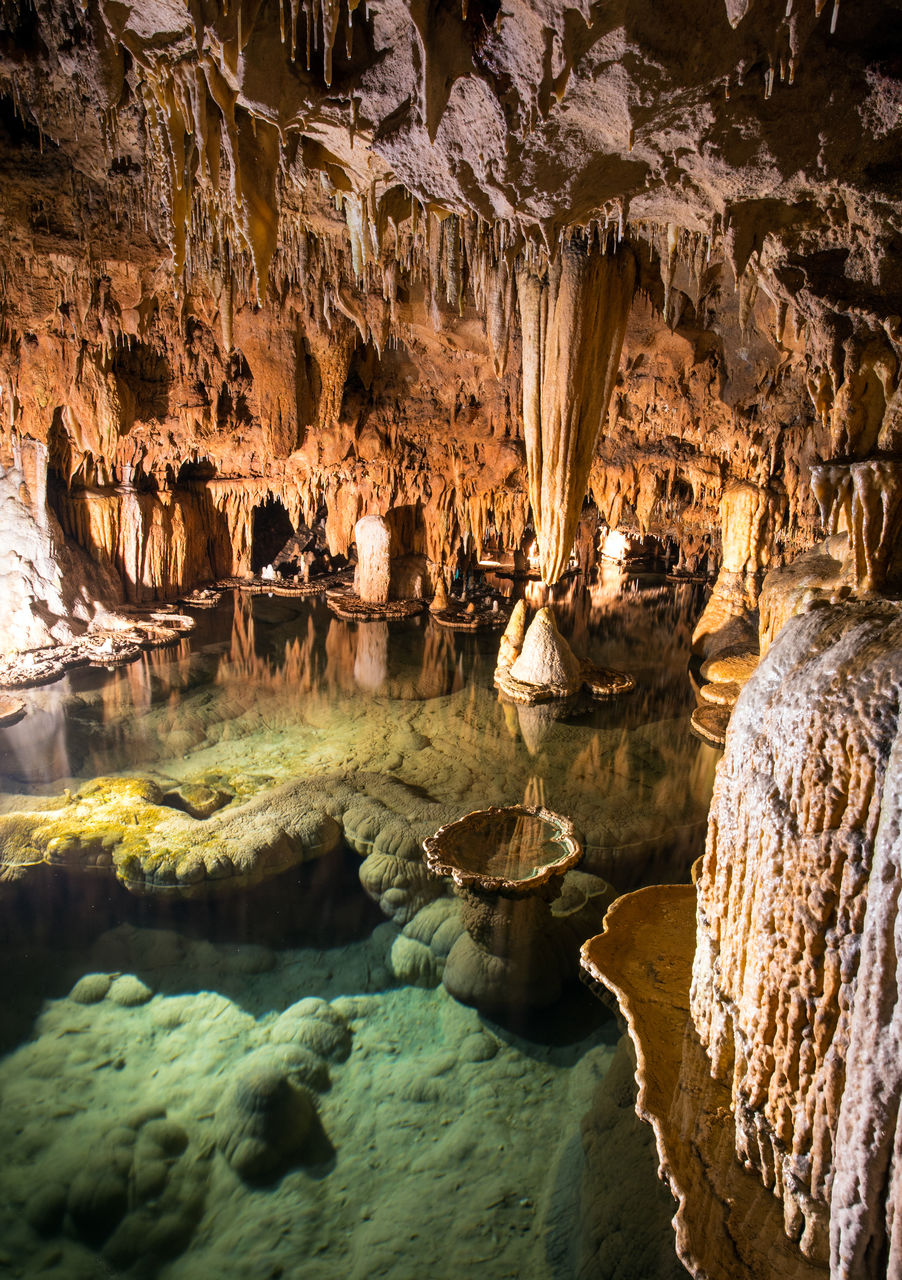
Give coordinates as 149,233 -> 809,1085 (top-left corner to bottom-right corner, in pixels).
315,326 -> 356,430
811,459 -> 902,593
516,241 -> 636,584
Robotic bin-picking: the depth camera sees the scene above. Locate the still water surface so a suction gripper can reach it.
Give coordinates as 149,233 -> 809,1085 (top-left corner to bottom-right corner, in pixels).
0,572 -> 718,1280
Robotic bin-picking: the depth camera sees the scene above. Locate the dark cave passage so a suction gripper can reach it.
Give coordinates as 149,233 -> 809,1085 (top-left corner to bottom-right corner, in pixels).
251,497 -> 296,574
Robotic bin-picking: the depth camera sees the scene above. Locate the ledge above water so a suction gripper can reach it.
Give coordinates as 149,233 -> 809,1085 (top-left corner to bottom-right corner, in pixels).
580,884 -> 828,1280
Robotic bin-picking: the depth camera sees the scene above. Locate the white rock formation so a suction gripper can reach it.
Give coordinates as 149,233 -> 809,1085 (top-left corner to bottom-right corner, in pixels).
509,606 -> 582,693
0,454 -> 118,653
353,514 -> 391,603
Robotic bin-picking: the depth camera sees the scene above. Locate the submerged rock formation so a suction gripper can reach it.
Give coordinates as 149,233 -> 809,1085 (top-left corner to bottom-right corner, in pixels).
216,1050 -> 319,1182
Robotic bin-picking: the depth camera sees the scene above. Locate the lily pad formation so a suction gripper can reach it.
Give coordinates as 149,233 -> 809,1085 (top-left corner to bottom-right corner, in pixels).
0,612 -> 197,692
422,804 -> 583,894
421,805 -> 615,1010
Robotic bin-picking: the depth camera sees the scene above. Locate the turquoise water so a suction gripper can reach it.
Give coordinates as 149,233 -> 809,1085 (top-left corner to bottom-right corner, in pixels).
0,572 -> 717,1279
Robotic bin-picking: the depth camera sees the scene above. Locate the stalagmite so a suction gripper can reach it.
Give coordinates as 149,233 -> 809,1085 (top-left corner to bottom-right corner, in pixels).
429,579 -> 449,613
692,480 -> 778,657
691,600 -> 902,1268
495,598 -> 529,674
507,607 -> 582,694
353,514 -> 391,603
517,243 -> 635,584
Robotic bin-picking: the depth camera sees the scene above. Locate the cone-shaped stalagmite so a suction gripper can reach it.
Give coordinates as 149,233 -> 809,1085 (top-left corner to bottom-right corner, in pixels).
509,607 -> 582,693
517,244 -> 636,584
495,598 -> 528,673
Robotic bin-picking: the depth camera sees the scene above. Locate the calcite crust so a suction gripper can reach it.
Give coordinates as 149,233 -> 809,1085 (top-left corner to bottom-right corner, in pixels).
691,599 -> 902,1268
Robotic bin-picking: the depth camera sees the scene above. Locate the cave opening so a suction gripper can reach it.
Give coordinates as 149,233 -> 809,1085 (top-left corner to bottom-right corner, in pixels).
250,497 -> 296,574
177,458 -> 217,484
110,341 -> 172,423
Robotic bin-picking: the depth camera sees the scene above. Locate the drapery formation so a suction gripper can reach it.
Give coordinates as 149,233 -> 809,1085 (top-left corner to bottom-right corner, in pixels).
517,244 -> 635,585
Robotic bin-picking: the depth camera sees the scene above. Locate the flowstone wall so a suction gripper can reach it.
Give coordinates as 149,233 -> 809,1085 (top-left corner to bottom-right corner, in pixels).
691,598 -> 902,1272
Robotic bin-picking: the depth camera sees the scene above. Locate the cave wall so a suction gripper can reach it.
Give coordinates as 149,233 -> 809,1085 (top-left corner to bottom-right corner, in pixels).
0,0 -> 898,635
0,168 -> 835,619
690,594 -> 902,1273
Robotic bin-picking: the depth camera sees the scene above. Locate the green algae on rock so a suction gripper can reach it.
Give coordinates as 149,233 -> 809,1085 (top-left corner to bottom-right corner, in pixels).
0,773 -> 345,893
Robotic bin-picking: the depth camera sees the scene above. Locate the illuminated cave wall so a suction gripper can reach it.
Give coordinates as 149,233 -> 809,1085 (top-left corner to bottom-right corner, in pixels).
1,0 -> 899,643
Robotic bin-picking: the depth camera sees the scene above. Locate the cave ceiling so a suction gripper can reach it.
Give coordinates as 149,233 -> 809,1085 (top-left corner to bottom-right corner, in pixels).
0,0 -> 901,591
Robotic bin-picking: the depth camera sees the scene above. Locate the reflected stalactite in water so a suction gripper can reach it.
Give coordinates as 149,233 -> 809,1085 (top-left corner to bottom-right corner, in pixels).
324,616 -> 359,696
523,776 -> 547,809
227,591 -> 259,673
418,625 -> 460,699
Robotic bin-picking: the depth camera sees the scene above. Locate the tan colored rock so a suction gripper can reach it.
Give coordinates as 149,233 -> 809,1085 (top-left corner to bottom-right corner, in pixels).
0,696 -> 26,727
495,599 -> 529,675
429,579 -> 449,614
811,460 -> 902,594
689,703 -> 730,748
691,599 -> 902,1267
517,246 -> 635,585
757,536 -> 851,655
692,482 -> 780,658
699,649 -> 759,684
698,679 -> 740,707
581,885 -> 828,1280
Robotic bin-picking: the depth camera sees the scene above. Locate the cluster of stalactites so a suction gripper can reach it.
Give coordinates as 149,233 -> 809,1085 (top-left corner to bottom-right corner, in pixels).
720,0 -> 843,99
804,334 -> 899,460
633,223 -> 715,329
811,459 -> 902,593
111,0 -> 360,303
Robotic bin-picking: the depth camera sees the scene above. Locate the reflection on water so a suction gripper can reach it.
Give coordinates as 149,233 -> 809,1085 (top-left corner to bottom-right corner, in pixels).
0,576 -> 718,889
0,571 -> 715,1280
